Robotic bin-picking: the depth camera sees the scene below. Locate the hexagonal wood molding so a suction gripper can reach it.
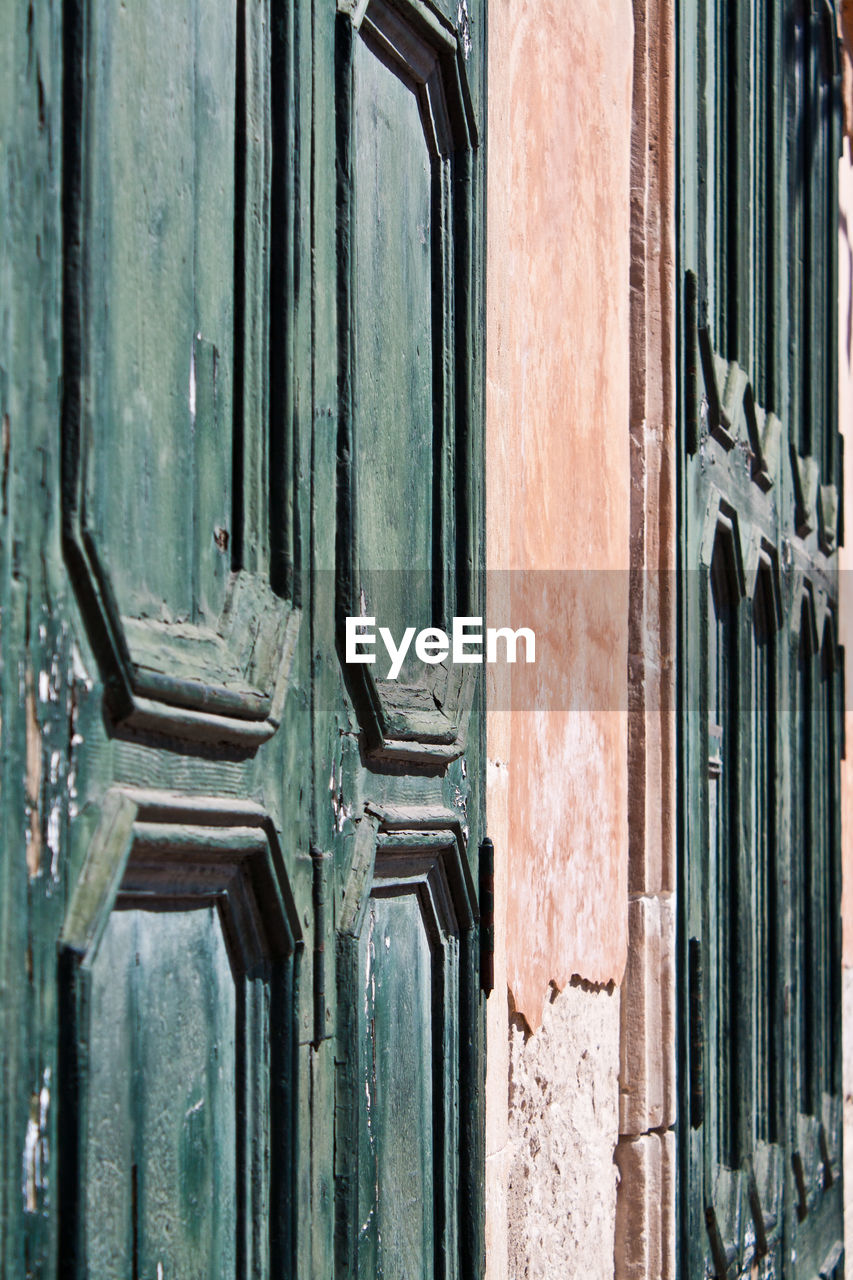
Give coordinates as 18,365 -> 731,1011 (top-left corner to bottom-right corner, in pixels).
700,490 -> 746,601
697,328 -> 781,490
339,802 -> 477,941
61,789 -> 301,972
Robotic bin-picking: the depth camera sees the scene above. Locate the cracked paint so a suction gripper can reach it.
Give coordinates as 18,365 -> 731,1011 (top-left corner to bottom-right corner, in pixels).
25,667 -> 41,879
22,1067 -> 51,1213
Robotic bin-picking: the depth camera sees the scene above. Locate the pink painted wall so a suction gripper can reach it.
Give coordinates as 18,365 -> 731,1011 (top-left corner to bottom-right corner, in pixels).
486,0 -> 634,1029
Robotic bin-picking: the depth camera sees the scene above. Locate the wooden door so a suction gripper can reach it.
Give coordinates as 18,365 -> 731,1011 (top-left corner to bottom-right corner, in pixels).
678,2 -> 844,1277
0,0 -> 486,1274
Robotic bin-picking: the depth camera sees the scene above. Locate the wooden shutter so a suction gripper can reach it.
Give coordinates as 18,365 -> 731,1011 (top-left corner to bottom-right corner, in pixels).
678,2 -> 844,1276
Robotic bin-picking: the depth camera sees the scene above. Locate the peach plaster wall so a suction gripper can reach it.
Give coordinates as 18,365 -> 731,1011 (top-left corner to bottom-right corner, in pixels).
485,1 -> 634,1276
485,0 -> 633,1033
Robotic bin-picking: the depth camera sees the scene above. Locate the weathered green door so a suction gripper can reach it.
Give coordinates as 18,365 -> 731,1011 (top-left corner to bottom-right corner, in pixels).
678,2 -> 844,1276
0,0 -> 486,1274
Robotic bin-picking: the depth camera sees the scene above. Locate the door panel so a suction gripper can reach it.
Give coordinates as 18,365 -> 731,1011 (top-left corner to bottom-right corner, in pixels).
58,793 -> 298,1276
336,0 -> 482,764
358,893 -> 436,1276
334,812 -> 479,1277
62,0 -> 297,748
87,907 -> 238,1280
87,0 -> 237,628
353,35 -> 435,648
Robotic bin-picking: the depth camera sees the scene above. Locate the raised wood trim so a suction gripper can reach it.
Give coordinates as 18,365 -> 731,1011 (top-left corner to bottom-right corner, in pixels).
61,788 -> 301,969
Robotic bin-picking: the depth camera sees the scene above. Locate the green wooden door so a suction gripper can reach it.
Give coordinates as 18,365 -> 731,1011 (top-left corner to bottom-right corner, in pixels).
0,0 -> 486,1274
678,2 -> 844,1277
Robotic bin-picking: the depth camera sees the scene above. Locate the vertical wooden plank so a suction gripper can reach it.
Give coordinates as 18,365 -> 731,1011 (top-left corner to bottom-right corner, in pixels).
191,0 -> 237,617
268,0 -> 297,594
309,0 -> 339,1273
192,336 -> 231,622
0,0 -> 13,1233
788,4 -> 807,454
357,895 -> 435,1278
85,913 -> 135,1277
353,36 -> 434,646
88,0 -> 240,625
236,0 -> 273,580
0,0 -> 68,1272
729,0 -> 751,363
90,0 -> 195,618
133,907 -> 237,1279
763,0 -> 783,412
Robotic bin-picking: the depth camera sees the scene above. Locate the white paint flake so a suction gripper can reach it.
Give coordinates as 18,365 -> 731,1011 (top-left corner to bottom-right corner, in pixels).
22,1068 -> 51,1213
47,799 -> 62,879
457,0 -> 471,57
71,643 -> 93,692
189,344 -> 197,420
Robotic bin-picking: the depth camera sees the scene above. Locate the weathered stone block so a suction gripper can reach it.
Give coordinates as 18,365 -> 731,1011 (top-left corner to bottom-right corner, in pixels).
659,893 -> 676,1129
505,981 -> 620,1280
614,1133 -> 662,1280
660,1128 -> 676,1280
619,895 -> 664,1134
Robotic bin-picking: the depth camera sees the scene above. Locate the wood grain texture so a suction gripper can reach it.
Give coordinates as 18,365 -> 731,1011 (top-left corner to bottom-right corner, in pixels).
354,39 -> 434,633
86,907 -> 238,1279
87,0 -> 236,625
357,894 -> 436,1277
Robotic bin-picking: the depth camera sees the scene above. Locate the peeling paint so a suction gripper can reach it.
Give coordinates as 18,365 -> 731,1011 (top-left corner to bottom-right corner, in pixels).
360,904 -> 379,1238
189,342 -> 197,420
451,779 -> 469,838
25,667 -> 41,878
49,654 -> 62,700
71,643 -> 93,691
457,0 -> 471,58
22,1116 -> 39,1213
46,796 -> 61,879
330,753 -> 352,832
67,766 -> 78,821
22,1067 -> 51,1213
